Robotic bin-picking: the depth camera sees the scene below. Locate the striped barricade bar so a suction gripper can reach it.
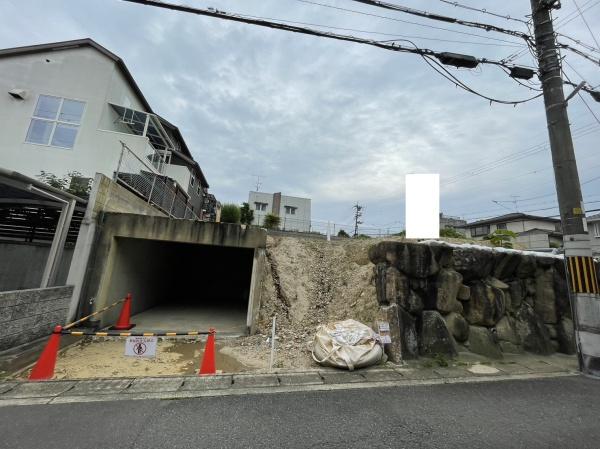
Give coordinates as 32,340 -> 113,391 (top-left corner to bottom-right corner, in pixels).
62,297 -> 127,330
566,256 -> 600,295
61,329 -> 215,337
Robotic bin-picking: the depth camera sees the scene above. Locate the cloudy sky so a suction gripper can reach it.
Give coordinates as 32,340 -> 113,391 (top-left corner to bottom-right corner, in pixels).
2,0 -> 599,234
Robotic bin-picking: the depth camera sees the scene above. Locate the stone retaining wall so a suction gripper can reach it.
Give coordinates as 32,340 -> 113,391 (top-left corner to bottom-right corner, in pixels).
369,241 -> 583,361
0,286 -> 73,351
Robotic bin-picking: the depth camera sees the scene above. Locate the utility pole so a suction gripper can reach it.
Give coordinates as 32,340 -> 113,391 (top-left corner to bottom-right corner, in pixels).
251,174 -> 265,191
530,0 -> 600,376
353,203 -> 363,237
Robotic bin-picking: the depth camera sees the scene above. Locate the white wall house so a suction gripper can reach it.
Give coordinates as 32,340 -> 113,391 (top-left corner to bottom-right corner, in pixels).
0,39 -> 210,215
458,213 -> 562,249
248,191 -> 311,232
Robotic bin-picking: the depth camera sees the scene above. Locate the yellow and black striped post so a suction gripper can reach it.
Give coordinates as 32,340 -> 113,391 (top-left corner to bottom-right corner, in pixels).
566,256 -> 600,295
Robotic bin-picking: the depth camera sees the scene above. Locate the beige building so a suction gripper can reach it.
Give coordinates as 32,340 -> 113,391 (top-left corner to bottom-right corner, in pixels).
588,213 -> 600,256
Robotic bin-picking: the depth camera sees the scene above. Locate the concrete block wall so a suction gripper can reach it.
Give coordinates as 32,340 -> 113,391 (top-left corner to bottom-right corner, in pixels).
0,285 -> 73,351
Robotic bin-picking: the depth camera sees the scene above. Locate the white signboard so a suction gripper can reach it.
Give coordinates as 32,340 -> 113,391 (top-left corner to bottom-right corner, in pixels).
125,336 -> 157,358
377,321 -> 392,344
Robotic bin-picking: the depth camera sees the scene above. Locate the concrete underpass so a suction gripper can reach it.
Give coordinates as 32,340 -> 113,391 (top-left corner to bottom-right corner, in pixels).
74,214 -> 266,335
107,238 -> 255,334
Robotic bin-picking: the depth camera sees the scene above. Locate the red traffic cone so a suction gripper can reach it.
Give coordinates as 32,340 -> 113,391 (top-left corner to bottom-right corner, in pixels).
29,326 -> 62,381
199,328 -> 216,376
111,293 -> 135,330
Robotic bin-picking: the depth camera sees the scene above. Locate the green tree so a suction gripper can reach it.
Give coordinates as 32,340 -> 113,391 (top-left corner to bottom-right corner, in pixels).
440,227 -> 466,238
337,229 -> 350,238
263,213 -> 281,230
220,203 -> 241,223
36,171 -> 92,199
240,202 -> 254,225
484,229 -> 518,249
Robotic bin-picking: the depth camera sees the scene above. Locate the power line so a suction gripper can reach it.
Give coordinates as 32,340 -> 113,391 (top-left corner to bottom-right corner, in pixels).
346,0 -> 532,41
557,32 -> 600,54
558,43 -> 600,66
293,0 -> 528,46
120,0 -> 542,106
555,0 -> 600,30
437,0 -> 529,24
574,0 -> 600,50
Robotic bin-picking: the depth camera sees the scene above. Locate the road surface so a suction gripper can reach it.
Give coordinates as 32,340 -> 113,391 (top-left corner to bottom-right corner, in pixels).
1,376 -> 598,448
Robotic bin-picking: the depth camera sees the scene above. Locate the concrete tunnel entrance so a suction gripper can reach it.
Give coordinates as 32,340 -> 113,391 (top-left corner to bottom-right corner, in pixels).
105,237 -> 255,335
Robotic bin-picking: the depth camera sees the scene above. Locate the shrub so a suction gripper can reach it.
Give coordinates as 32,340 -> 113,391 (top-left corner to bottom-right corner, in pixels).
440,227 -> 466,238
220,203 -> 241,223
337,229 -> 350,238
36,170 -> 92,199
240,202 -> 254,225
484,229 -> 518,248
263,213 -> 281,230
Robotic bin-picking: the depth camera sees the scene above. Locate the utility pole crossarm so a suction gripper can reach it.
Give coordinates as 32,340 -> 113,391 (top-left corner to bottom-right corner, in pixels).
530,0 -> 600,377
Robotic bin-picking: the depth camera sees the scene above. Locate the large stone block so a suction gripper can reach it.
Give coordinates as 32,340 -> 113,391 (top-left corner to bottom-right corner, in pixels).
534,268 -> 557,324
453,247 -> 494,281
464,281 -> 505,326
418,310 -> 457,357
516,255 -> 537,278
434,269 -> 463,314
444,312 -> 469,343
457,284 -> 470,301
402,290 -> 424,315
468,325 -> 503,359
369,242 -> 439,278
514,303 -> 554,355
494,316 -> 520,345
553,266 -> 571,319
428,242 -> 454,269
556,317 -> 576,355
398,307 -> 419,360
377,304 -> 402,363
492,252 -> 521,279
384,266 -> 410,306
508,280 -> 525,309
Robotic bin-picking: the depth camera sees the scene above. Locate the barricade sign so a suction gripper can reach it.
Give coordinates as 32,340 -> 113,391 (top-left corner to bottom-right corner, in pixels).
125,336 -> 158,358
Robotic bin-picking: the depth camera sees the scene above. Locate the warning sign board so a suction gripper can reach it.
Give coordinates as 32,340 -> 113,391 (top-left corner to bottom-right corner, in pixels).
125,336 -> 158,358
377,321 -> 392,344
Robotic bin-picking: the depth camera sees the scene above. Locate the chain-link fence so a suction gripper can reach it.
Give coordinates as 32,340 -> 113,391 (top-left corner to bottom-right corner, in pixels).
114,142 -> 200,220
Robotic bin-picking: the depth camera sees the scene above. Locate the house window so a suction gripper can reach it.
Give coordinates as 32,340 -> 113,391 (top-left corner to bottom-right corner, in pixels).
471,225 -> 490,237
25,95 -> 85,149
284,206 -> 297,215
254,202 -> 267,211
190,176 -> 195,186
594,222 -> 600,238
496,223 -> 507,230
197,185 -> 201,196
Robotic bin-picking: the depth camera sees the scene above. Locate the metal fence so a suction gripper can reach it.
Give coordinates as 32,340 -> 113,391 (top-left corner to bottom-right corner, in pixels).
252,215 -> 403,238
114,142 -> 200,220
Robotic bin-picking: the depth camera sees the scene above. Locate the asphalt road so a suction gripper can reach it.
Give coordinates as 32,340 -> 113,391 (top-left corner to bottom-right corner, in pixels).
1,376 -> 599,449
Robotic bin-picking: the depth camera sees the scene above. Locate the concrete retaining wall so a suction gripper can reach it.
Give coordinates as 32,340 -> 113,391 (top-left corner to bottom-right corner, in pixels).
0,241 -> 74,291
91,174 -> 167,217
0,285 -> 73,351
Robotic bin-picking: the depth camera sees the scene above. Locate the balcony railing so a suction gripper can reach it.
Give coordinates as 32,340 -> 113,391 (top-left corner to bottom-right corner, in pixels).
114,141 -> 200,220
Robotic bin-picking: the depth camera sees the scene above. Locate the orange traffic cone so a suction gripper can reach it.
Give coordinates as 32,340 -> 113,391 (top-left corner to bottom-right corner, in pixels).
29,325 -> 62,381
111,293 -> 135,330
199,328 -> 216,375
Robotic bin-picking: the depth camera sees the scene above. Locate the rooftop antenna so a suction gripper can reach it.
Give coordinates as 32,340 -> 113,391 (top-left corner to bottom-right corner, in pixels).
251,174 -> 265,191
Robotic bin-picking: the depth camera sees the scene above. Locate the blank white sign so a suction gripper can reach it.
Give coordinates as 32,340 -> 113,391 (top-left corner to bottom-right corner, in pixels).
406,174 -> 439,239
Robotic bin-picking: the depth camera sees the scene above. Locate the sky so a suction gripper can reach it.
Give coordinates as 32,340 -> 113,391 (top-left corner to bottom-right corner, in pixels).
1,0 -> 599,234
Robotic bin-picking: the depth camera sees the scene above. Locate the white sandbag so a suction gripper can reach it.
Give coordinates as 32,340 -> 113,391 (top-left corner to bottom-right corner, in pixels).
312,319 -> 383,371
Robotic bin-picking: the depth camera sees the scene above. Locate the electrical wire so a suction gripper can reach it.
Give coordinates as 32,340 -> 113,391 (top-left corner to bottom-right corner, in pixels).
346,0 -> 532,41
574,0 -> 600,50
436,0 -> 529,24
556,0 -> 600,30
292,0 -> 527,47
557,32 -> 600,54
558,43 -> 600,66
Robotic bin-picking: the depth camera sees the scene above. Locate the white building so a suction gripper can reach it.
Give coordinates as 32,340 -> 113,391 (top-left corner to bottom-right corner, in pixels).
248,191 -> 311,232
458,213 -> 563,249
0,38 -> 210,216
588,214 -> 600,256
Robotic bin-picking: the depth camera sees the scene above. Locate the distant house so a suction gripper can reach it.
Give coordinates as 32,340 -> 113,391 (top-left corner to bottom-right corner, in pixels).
0,38 -> 212,219
588,213 -> 600,256
458,213 -> 562,249
248,191 -> 311,232
440,213 -> 466,229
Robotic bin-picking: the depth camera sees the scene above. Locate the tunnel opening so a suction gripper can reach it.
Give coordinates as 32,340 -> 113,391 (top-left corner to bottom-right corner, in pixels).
105,237 -> 255,335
